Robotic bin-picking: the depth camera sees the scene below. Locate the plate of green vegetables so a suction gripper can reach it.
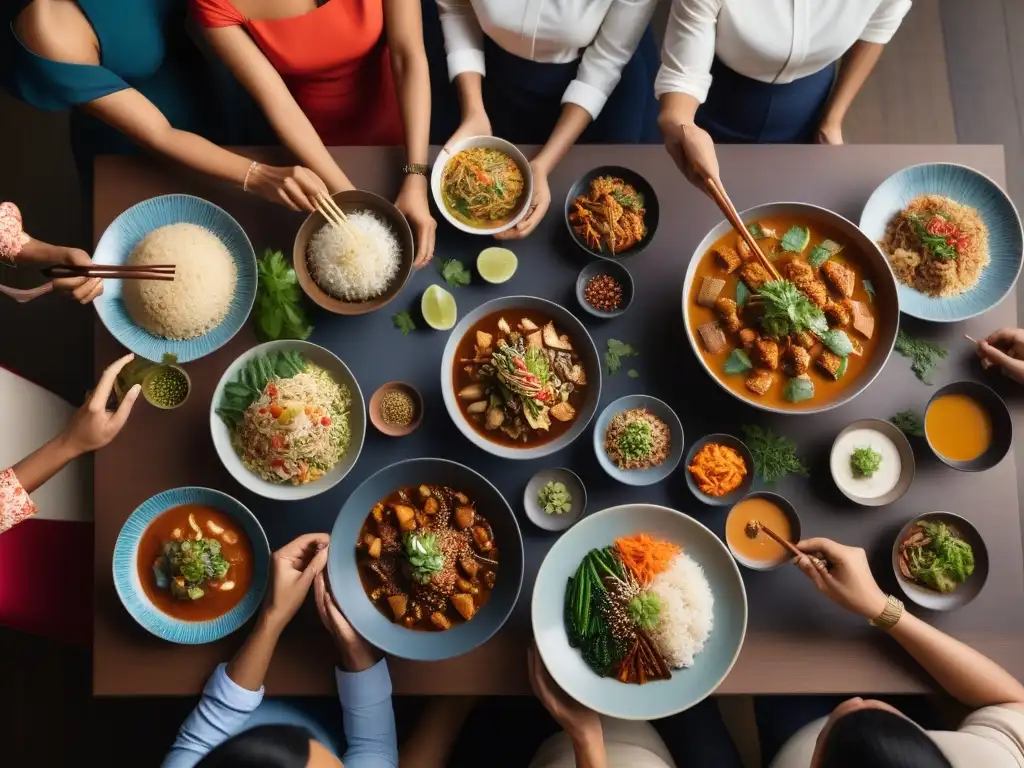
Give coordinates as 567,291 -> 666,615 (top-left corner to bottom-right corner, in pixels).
892,512 -> 988,611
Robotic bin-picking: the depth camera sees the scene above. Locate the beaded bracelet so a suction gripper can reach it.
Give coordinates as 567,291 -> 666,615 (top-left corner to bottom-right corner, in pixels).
242,161 -> 260,193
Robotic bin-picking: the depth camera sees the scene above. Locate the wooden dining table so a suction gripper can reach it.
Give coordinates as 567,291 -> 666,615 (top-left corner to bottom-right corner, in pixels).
93,144 -> 1024,697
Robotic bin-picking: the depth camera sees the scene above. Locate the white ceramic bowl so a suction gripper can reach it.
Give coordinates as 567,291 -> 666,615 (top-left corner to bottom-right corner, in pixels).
210,340 -> 366,501
431,136 -> 534,236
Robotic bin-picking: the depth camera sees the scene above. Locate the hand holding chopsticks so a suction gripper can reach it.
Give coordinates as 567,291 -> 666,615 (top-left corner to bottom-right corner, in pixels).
42,263 -> 176,281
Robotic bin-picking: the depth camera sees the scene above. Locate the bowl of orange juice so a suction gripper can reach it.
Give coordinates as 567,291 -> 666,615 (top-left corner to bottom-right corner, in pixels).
924,381 -> 1012,472
724,492 -> 801,571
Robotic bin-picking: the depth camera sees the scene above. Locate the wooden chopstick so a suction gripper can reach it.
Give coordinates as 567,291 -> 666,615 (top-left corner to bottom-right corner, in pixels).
42,266 -> 175,281
704,177 -> 783,283
750,521 -> 830,571
964,334 -> 979,344
315,193 -> 362,244
43,264 -> 175,277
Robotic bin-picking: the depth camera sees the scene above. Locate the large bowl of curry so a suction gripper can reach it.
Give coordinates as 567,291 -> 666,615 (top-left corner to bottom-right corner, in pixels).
682,202 -> 900,414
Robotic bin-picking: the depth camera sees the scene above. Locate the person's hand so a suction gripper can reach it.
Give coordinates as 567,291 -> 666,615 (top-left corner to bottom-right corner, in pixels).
246,164 -> 337,213
795,538 -> 888,620
262,533 -> 330,632
59,353 -> 141,457
528,643 -> 601,742
314,569 -> 379,672
658,116 -> 720,194
495,160 -> 550,241
977,327 -> 1024,383
444,109 -> 492,152
394,175 -> 437,267
52,247 -> 104,304
815,121 -> 845,145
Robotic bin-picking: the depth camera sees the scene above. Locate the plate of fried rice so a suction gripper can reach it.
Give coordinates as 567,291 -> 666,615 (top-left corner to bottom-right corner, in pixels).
860,163 -> 1023,322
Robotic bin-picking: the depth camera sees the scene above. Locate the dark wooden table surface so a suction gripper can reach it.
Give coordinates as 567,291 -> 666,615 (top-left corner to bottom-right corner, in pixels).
93,146 -> 1024,697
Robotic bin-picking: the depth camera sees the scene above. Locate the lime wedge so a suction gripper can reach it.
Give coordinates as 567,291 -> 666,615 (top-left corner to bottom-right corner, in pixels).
477,247 -> 518,284
421,285 -> 458,330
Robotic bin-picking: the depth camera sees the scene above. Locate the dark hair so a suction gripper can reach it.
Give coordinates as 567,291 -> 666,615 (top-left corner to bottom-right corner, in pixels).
819,709 -> 953,768
195,725 -> 312,768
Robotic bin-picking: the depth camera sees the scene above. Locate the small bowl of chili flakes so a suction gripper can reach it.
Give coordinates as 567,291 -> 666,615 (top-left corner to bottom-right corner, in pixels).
575,260 -> 633,319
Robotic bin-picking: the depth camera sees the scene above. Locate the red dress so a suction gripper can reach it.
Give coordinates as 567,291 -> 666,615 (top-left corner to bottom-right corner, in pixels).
192,0 -> 403,145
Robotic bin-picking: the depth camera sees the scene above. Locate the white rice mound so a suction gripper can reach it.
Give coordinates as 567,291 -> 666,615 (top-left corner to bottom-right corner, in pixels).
647,552 -> 715,669
307,210 -> 401,301
122,223 -> 237,340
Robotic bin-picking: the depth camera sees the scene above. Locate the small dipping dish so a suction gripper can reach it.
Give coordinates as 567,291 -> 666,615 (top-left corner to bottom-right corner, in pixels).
924,381 -> 1012,472
683,433 -> 755,506
892,511 -> 988,611
369,382 -> 423,437
575,260 -> 634,319
142,364 -> 191,410
725,492 -> 801,571
830,419 -> 915,507
523,468 -> 586,532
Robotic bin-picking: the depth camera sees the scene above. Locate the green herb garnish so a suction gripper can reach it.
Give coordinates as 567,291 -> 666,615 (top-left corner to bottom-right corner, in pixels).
894,329 -> 947,384
891,409 -> 925,437
741,424 -> 809,484
611,188 -> 644,211
736,280 -> 751,308
724,348 -> 753,375
525,346 -> 551,384
605,338 -> 638,375
618,420 -> 654,462
402,531 -> 445,584
807,239 -> 842,268
538,481 -> 573,515
747,222 -> 768,239
784,376 -> 814,403
215,350 -> 308,427
440,258 -> 472,288
254,250 -> 313,341
863,279 -> 875,303
757,280 -> 829,339
392,311 -> 416,335
162,538 -> 230,601
819,328 -> 854,358
780,225 -> 811,253
907,214 -> 958,260
902,520 -> 975,594
627,592 -> 661,630
850,446 -> 883,478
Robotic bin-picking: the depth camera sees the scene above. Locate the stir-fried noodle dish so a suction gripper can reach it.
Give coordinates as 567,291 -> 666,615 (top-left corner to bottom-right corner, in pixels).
441,147 -> 525,228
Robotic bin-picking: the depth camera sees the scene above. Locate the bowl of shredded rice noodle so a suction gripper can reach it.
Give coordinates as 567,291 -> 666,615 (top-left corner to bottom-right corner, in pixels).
210,339 -> 366,501
294,190 -> 415,316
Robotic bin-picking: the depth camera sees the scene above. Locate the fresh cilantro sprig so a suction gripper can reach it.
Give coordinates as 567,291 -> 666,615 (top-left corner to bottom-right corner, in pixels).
254,250 -> 313,341
392,311 -> 416,335
605,339 -> 638,375
908,214 -> 958,260
440,258 -> 471,288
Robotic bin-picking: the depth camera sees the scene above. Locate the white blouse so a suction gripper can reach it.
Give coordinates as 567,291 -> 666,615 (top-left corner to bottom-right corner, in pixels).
654,0 -> 913,103
435,0 -> 659,119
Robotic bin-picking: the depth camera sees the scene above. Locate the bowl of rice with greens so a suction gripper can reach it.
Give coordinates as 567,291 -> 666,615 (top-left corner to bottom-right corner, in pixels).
293,190 -> 415,316
211,340 -> 366,501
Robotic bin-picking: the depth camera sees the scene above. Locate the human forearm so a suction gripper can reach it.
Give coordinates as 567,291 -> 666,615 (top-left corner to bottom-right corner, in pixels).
453,72 -> 486,122
570,728 -> 608,768
658,92 -> 702,128
390,48 -> 430,166
889,612 -> 1024,707
820,41 -> 884,129
11,437 -> 80,495
225,614 -> 283,692
533,105 -> 591,175
258,108 -> 352,193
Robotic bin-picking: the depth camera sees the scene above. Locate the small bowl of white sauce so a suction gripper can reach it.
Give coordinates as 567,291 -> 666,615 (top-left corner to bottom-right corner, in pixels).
829,419 -> 916,507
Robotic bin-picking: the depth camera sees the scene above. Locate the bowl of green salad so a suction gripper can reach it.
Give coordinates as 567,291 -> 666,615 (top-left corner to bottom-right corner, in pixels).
524,468 -> 586,531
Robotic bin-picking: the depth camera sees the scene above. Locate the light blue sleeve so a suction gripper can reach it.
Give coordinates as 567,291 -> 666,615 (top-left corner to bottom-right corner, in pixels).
162,663 -> 264,768
336,659 -> 399,768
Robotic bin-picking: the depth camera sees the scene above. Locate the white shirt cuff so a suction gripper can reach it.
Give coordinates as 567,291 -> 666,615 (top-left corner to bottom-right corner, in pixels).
447,49 -> 486,81
561,79 -> 610,120
207,663 -> 264,711
654,67 -> 712,105
858,27 -> 899,45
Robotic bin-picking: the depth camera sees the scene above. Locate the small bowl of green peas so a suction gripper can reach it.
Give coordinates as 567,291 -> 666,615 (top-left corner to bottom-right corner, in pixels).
142,363 -> 191,410
524,468 -> 587,532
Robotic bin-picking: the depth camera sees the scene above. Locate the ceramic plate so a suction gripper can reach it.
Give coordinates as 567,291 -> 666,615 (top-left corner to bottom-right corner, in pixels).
593,395 -> 684,486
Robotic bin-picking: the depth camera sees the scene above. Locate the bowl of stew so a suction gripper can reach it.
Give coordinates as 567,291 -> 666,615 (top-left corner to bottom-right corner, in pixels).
681,202 -> 900,415
112,486 -> 270,644
328,457 -> 524,661
441,295 -> 602,460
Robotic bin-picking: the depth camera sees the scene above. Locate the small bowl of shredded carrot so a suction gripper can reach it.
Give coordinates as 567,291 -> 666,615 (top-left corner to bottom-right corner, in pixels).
684,434 -> 754,506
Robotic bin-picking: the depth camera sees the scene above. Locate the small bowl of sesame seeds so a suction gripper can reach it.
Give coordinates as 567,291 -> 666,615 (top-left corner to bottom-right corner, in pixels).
369,382 -> 423,437
575,259 -> 633,319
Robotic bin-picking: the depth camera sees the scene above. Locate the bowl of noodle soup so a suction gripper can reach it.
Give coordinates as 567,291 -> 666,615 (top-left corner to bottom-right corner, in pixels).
431,136 -> 533,235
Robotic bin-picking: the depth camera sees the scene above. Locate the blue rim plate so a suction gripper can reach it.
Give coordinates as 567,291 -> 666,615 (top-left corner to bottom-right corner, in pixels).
593,395 -> 684,486
859,163 -> 1023,322
112,486 -> 270,644
93,194 -> 257,362
532,503 -> 748,720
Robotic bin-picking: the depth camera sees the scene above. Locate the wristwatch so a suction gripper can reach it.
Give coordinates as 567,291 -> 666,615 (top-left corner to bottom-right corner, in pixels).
403,163 -> 429,177
868,594 -> 904,631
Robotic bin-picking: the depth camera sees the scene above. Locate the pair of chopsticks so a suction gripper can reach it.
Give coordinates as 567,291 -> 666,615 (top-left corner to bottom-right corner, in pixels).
704,177 -> 783,283
314,193 -> 362,244
42,264 -> 176,282
749,520 -> 829,572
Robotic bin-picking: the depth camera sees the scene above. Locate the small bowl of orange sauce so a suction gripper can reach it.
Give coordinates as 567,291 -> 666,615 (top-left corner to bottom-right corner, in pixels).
925,381 -> 1012,472
725,492 -> 801,571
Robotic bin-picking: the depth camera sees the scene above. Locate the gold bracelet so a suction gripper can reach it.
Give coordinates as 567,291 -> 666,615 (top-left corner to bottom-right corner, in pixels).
868,594 -> 904,631
242,161 -> 260,193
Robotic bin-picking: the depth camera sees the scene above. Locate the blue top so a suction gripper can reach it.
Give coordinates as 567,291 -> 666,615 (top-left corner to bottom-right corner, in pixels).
162,660 -> 398,768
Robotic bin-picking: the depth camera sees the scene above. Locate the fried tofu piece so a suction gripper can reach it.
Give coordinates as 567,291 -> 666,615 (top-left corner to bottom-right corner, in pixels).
816,350 -> 844,379
783,260 -> 829,308
822,260 -> 855,298
740,262 -> 771,291
713,246 -> 742,274
783,345 -> 811,377
697,276 -> 726,307
698,321 -> 729,354
714,297 -> 742,333
550,402 -> 576,422
752,338 -> 780,370
802,280 -> 830,309
739,328 -> 758,350
850,300 -> 875,339
824,299 -> 851,329
745,369 -> 774,395
737,237 -> 756,262
784,260 -> 815,283
452,593 -> 476,621
792,331 -> 814,349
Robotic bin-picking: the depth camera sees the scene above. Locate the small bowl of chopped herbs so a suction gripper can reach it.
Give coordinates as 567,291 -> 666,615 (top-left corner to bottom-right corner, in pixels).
369,381 -> 423,437
523,468 -> 586,532
593,395 -> 684,486
892,512 -> 988,611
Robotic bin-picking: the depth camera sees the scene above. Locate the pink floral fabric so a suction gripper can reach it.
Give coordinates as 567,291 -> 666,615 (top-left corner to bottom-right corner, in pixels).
0,467 -> 37,534
0,202 -> 30,264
